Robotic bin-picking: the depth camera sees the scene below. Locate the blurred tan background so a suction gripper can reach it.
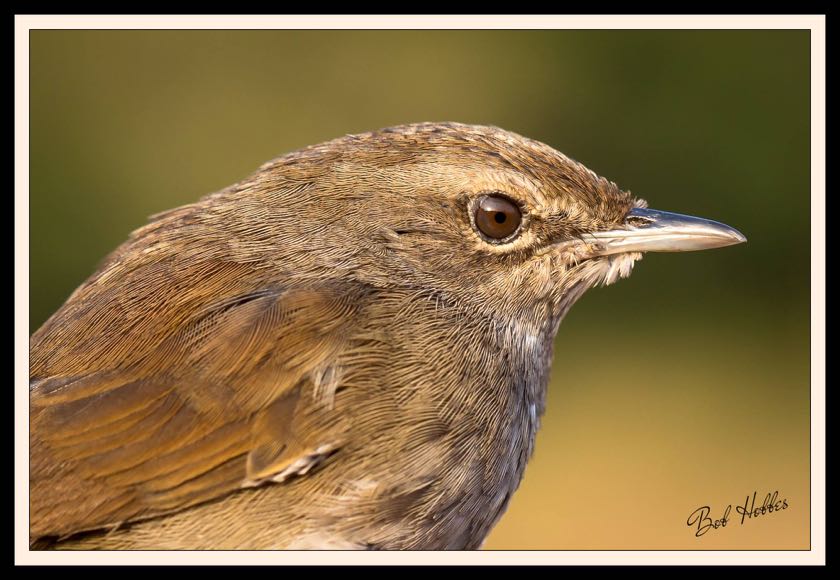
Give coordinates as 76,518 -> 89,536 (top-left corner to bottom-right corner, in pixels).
29,30 -> 810,550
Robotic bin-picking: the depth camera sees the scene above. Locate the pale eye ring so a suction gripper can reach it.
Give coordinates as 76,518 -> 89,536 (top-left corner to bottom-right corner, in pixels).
474,194 -> 523,241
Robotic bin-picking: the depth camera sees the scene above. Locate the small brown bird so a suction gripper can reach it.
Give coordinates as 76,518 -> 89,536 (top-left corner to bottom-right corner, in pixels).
29,123 -> 745,550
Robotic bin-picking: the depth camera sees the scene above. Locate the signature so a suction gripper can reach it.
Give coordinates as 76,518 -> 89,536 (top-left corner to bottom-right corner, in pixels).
687,491 -> 789,537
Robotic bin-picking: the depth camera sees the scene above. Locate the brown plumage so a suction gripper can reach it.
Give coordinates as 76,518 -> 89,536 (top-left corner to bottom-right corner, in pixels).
29,122 -> 745,549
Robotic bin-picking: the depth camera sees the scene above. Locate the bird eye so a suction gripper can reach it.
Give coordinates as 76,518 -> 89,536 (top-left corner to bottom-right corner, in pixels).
475,195 -> 522,241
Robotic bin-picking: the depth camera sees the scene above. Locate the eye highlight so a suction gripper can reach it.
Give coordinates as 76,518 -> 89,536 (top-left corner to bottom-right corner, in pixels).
474,194 -> 522,241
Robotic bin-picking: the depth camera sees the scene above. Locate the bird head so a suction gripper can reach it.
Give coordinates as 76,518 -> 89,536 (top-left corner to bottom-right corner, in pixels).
215,122 -> 745,334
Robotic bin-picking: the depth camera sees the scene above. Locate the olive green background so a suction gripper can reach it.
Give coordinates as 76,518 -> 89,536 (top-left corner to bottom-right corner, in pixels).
29,30 -> 810,549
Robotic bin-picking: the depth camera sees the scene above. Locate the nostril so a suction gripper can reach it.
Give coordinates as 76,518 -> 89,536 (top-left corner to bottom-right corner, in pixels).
625,215 -> 653,228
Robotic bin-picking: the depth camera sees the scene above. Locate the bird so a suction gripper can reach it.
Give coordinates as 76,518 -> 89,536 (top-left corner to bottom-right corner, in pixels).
29,122 -> 746,550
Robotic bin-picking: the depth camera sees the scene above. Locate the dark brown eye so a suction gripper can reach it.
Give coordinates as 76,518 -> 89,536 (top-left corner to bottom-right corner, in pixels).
475,195 -> 522,240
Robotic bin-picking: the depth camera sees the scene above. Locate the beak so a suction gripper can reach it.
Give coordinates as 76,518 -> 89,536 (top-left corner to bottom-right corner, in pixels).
581,207 -> 747,257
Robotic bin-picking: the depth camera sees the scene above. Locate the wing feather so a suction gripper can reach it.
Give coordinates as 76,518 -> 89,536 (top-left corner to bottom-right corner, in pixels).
30,271 -> 364,539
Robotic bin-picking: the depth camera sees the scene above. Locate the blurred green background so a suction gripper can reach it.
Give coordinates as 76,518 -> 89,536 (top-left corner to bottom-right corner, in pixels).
29,30 -> 810,549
